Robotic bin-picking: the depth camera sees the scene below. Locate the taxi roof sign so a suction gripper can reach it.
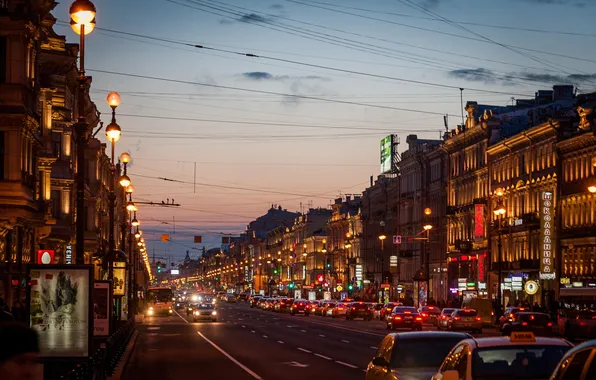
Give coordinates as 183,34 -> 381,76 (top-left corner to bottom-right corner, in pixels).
510,332 -> 536,343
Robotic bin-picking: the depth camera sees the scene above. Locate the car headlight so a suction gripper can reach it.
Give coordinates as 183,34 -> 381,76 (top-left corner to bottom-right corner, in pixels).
194,311 -> 199,316
149,307 -> 154,311
212,311 -> 217,315
169,309 -> 173,313
147,309 -> 154,315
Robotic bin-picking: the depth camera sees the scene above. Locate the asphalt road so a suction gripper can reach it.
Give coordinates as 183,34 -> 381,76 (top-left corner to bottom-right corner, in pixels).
123,302 -> 500,380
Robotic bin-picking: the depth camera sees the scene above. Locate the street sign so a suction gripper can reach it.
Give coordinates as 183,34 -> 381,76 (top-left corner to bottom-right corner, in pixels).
37,250 -> 55,264
336,285 -> 343,291
393,235 -> 402,244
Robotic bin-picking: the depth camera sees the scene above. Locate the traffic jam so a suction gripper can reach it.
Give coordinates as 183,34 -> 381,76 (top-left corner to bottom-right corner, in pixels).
167,290 -> 596,379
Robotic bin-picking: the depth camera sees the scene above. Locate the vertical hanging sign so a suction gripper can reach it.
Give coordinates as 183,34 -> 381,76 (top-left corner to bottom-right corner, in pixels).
539,191 -> 556,280
65,245 -> 73,264
474,204 -> 485,244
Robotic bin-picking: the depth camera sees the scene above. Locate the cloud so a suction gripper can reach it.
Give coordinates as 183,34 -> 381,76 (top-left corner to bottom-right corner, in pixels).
447,67 -> 596,85
237,13 -> 271,23
240,71 -> 329,81
518,0 -> 586,6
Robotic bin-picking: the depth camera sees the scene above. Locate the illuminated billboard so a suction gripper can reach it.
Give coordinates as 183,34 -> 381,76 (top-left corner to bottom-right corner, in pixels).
380,135 -> 394,173
539,191 -> 556,280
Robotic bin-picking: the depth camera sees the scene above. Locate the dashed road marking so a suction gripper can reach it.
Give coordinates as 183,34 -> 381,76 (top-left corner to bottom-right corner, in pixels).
297,348 -> 312,354
301,330 -> 307,333
335,361 -> 358,369
263,335 -> 268,338
251,330 -> 256,333
242,325 -> 246,328
315,353 -> 332,360
277,340 -> 284,344
341,340 -> 350,343
319,334 -> 326,337
370,346 -> 378,350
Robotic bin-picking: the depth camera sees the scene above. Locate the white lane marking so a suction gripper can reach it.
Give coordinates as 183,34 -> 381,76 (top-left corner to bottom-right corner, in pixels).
277,340 -> 284,344
287,325 -> 293,328
319,334 -> 326,338
297,348 -> 312,354
238,318 -> 244,321
341,340 -> 350,343
147,333 -> 158,336
174,310 -> 190,323
370,346 -> 378,350
197,331 -> 263,380
147,327 -> 160,331
275,322 -> 279,324
335,361 -> 358,369
162,333 -> 180,337
315,353 -> 332,360
251,330 -> 256,333
301,329 -> 307,333
262,335 -> 268,338
242,325 -> 246,328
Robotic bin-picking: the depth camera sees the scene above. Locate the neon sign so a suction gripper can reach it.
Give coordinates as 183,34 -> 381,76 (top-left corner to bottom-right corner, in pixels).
539,191 -> 556,280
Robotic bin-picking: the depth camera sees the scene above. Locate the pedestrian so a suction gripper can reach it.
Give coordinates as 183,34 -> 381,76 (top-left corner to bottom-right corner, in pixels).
11,301 -> 26,323
0,323 -> 42,380
0,298 -> 14,322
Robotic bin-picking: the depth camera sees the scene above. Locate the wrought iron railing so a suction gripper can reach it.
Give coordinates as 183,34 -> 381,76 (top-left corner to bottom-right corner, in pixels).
60,318 -> 135,380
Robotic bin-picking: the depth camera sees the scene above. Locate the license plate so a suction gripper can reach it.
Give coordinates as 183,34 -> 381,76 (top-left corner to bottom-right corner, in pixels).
404,317 -> 413,320
464,317 -> 474,321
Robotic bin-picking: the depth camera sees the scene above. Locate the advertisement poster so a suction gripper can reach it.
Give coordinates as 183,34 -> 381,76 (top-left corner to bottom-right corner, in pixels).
113,262 -> 126,296
380,135 -> 393,173
93,282 -> 110,336
28,266 -> 91,357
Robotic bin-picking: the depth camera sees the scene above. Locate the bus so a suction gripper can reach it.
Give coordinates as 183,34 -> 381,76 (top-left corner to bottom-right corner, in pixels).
146,287 -> 174,316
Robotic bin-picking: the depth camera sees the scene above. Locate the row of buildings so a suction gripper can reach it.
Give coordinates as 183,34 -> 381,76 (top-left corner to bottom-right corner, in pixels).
196,84 -> 596,310
0,1 -> 149,307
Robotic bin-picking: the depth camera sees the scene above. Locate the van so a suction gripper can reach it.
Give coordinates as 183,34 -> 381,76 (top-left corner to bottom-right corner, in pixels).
462,298 -> 494,326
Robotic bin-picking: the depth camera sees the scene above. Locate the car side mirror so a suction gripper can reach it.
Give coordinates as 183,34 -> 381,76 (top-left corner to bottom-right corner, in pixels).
441,370 -> 459,380
372,356 -> 390,369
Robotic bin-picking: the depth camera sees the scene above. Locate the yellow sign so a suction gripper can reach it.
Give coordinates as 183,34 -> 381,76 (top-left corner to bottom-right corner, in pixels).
336,285 -> 343,291
510,332 -> 536,343
524,280 -> 538,295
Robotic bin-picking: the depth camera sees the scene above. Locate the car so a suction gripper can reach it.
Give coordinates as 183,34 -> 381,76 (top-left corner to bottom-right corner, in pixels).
249,295 -> 262,308
372,303 -> 384,319
308,300 -> 319,314
499,306 -> 529,330
549,339 -> 596,380
448,309 -> 483,334
324,303 -> 337,317
346,301 -> 373,321
437,308 -> 457,330
501,312 -> 553,337
432,332 -> 573,380
237,293 -> 249,302
366,332 -> 471,380
290,299 -> 310,316
387,306 -> 423,331
275,298 -> 293,313
226,295 -> 237,303
192,303 -> 218,322
331,302 -> 349,318
563,309 -> 596,340
315,300 -> 333,316
419,305 -> 442,325
380,302 -> 401,321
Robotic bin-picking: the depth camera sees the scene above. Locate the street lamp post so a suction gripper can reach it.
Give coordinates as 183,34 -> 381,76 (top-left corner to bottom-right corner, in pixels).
70,0 -> 96,264
105,92 -> 122,281
378,221 -> 387,304
423,207 -> 433,301
493,193 -> 506,319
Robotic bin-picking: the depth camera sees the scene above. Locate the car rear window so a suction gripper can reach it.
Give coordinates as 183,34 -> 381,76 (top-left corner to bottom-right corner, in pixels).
442,308 -> 456,315
518,314 -> 550,324
472,345 -> 570,379
395,307 -> 418,314
352,303 -> 369,309
391,338 -> 463,368
457,310 -> 478,316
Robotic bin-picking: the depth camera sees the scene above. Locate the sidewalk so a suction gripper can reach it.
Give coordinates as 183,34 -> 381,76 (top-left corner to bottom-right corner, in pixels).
107,314 -> 144,380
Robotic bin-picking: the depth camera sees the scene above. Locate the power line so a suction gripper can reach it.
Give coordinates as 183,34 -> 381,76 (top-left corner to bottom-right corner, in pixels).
299,0 -> 596,38
87,68 -> 462,116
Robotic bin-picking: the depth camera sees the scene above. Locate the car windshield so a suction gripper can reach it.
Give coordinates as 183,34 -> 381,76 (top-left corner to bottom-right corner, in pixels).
197,304 -> 214,310
472,345 -> 570,379
391,338 -> 464,368
147,289 -> 173,303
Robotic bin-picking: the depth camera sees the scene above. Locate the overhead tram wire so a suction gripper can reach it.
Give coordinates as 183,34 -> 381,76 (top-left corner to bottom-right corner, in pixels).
397,0 -> 590,79
188,0 -> 568,86
283,0 -> 596,66
300,0 -> 596,38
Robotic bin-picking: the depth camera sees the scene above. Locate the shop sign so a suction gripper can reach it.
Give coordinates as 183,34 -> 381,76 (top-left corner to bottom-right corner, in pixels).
474,204 -> 485,244
478,254 -> 486,282
524,280 -> 538,295
37,250 -> 55,265
389,255 -> 398,267
560,277 -> 571,285
572,282 -> 583,288
65,245 -> 72,264
539,191 -> 556,280
512,276 -> 523,291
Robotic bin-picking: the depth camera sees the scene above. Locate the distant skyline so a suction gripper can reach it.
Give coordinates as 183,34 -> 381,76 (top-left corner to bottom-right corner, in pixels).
53,0 -> 596,263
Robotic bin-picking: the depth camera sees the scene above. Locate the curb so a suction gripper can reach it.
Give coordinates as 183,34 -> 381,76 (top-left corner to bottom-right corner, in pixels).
108,329 -> 139,380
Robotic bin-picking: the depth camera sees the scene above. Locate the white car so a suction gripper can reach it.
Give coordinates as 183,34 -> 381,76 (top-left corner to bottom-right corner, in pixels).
432,332 -> 573,380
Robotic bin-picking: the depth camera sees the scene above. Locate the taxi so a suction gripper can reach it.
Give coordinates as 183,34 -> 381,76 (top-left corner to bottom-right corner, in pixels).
432,332 -> 573,380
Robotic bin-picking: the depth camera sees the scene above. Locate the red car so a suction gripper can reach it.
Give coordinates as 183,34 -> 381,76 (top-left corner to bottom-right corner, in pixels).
290,299 -> 310,316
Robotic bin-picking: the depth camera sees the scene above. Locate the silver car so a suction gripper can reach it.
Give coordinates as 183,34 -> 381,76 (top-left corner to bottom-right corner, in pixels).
192,304 -> 217,322
437,308 -> 457,330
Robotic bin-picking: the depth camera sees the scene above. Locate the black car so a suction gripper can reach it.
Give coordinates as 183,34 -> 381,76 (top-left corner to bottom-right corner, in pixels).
367,332 -> 472,379
387,306 -> 423,330
501,312 -> 554,336
346,302 -> 373,321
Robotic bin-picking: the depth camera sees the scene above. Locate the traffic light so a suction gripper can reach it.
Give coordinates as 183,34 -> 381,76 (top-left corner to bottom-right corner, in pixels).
156,262 -> 162,273
348,283 -> 353,291
326,263 -> 331,268
274,269 -> 278,274
288,282 -> 294,289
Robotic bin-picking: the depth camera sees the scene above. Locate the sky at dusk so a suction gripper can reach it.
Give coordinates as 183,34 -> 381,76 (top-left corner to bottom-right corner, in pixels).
53,0 -> 596,264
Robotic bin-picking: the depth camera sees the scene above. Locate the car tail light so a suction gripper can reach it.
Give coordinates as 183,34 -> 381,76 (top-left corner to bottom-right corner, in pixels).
415,317 -> 422,321
442,315 -> 447,320
547,322 -> 553,327
394,316 -> 402,320
421,313 -> 428,317
509,313 -> 514,318
454,316 -> 460,321
352,307 -> 356,310
522,322 -> 528,326
475,317 -> 482,321
338,307 -> 344,310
